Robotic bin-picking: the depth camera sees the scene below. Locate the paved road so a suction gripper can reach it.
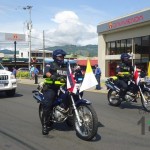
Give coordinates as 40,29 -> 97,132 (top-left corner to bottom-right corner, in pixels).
0,84 -> 150,150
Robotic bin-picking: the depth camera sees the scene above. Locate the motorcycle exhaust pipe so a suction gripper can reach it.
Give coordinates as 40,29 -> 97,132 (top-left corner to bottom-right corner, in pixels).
105,83 -> 114,90
106,83 -> 120,92
114,85 -> 120,92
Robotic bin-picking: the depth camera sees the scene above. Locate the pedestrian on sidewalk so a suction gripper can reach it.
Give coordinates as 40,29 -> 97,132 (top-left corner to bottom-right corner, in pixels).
34,66 -> 39,84
12,67 -> 17,78
95,64 -> 101,90
30,65 -> 35,80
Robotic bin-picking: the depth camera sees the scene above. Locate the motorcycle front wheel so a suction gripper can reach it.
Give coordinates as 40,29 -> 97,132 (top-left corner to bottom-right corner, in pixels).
141,91 -> 150,112
74,104 -> 98,141
108,89 -> 121,106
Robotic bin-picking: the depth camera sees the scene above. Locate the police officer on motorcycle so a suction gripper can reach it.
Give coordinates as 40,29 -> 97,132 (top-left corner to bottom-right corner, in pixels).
42,49 -> 67,135
116,53 -> 135,101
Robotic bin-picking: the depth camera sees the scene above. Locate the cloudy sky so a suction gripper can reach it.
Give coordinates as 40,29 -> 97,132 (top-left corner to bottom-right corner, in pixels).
0,0 -> 149,50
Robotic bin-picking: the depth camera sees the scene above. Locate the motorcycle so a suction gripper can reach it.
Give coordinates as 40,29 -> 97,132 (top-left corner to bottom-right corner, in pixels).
105,76 -> 150,112
32,80 -> 98,141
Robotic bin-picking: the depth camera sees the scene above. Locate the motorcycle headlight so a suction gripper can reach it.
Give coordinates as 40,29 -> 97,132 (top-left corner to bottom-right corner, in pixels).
10,74 -> 15,79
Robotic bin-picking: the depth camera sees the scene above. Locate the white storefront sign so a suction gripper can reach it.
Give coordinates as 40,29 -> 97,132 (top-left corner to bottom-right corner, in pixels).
5,33 -> 25,41
0,32 -> 26,41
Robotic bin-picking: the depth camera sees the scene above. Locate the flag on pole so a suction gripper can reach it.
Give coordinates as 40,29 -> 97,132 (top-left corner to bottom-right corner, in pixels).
67,63 -> 76,93
147,62 -> 150,77
133,65 -> 140,85
79,59 -> 98,93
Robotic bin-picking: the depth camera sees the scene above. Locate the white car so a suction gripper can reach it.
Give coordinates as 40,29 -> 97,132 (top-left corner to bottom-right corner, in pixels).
0,63 -> 17,97
17,67 -> 29,72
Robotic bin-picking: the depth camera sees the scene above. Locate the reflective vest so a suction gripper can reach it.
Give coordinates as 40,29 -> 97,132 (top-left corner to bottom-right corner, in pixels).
44,78 -> 65,85
44,62 -> 67,86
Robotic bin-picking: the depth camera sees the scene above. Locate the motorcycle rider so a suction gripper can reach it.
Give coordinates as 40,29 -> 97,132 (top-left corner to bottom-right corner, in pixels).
42,49 -> 67,135
116,53 -> 137,102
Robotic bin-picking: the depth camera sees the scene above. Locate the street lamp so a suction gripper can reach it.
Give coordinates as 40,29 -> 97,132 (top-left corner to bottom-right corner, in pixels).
23,5 -> 33,69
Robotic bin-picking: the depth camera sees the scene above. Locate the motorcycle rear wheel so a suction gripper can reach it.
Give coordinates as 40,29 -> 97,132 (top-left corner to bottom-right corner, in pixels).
141,91 -> 150,112
108,89 -> 121,106
74,104 -> 98,141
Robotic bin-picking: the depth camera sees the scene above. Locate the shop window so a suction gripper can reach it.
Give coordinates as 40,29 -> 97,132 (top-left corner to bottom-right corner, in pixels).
141,36 -> 150,62
126,39 -> 132,53
38,53 -> 42,57
120,39 -> 126,53
106,42 -> 111,55
142,36 -> 150,53
134,37 -> 142,54
106,36 -> 149,56
45,53 -> 51,57
110,41 -> 116,55
116,40 -> 121,54
106,41 -> 116,55
32,53 -> 36,57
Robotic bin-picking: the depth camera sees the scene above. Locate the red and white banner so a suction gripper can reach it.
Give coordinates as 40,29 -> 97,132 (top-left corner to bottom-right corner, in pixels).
133,65 -> 140,85
67,63 -> 77,93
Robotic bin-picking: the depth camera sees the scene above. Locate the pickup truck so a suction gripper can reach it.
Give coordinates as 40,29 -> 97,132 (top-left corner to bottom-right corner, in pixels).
0,63 -> 17,97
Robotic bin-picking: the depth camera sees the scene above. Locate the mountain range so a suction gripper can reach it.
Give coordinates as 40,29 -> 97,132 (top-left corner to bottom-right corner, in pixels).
0,45 -> 98,57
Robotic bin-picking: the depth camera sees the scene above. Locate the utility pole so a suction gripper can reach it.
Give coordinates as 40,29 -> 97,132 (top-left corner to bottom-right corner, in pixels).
43,30 -> 45,73
14,41 -> 17,68
23,5 -> 33,69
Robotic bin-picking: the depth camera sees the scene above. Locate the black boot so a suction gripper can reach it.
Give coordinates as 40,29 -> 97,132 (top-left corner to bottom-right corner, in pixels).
42,124 -> 49,135
42,111 -> 49,135
119,89 -> 126,101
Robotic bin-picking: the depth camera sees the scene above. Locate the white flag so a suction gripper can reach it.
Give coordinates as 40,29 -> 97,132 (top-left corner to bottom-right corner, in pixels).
79,59 -> 98,93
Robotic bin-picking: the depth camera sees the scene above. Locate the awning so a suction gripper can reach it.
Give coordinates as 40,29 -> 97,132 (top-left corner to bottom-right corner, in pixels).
76,60 -> 98,66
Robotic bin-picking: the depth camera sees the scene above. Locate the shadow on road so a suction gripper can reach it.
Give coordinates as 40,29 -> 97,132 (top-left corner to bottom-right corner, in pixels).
48,121 -> 104,142
119,102 -> 143,110
90,121 -> 104,142
0,92 -> 23,99
51,122 -> 74,132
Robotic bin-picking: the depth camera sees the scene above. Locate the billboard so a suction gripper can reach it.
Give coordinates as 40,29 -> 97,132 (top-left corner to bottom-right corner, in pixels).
5,33 -> 25,41
0,32 -> 26,41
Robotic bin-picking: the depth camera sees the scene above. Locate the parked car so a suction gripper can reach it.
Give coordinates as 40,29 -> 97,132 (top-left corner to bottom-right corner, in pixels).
4,67 -> 9,71
17,67 -> 29,72
0,63 -> 17,97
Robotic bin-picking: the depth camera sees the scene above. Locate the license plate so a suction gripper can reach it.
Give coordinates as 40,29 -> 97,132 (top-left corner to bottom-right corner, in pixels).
0,84 -> 4,87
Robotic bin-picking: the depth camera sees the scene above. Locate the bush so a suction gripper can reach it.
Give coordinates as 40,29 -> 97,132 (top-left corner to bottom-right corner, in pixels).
16,71 -> 30,78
